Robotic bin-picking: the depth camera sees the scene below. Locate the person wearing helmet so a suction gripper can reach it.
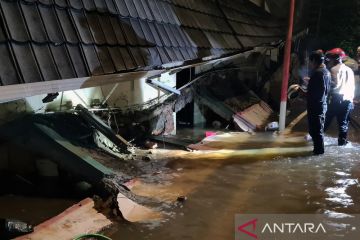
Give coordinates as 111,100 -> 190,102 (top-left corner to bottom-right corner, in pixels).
307,50 -> 331,155
324,48 -> 355,146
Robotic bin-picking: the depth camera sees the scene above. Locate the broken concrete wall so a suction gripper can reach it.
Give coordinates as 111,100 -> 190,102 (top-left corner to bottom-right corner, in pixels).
116,49 -> 280,136
0,74 -> 177,177
114,87 -> 194,137
0,48 -> 279,143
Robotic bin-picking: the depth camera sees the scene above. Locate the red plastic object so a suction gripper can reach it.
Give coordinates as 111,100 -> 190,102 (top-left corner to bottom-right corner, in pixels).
205,131 -> 216,137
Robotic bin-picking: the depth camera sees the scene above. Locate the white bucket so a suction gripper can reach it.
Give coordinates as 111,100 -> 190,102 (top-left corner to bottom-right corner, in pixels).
36,159 -> 59,177
265,122 -> 279,131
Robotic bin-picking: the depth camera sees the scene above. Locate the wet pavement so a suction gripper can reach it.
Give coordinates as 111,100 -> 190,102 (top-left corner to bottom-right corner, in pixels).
105,133 -> 360,240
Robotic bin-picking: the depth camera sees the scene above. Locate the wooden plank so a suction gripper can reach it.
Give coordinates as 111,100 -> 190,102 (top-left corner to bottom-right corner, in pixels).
117,193 -> 162,222
15,198 -> 113,240
235,102 -> 272,130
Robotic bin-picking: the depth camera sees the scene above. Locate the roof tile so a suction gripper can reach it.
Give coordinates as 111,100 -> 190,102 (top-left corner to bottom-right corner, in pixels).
133,0 -> 147,20
0,0 -> 283,86
0,43 -> 20,85
85,12 -> 106,45
69,1 -> 84,10
56,8 -> 79,44
82,0 -> 97,12
148,47 -> 162,66
113,0 -> 130,17
121,18 -> 139,46
39,5 -> 65,44
157,46 -> 170,63
140,0 -> 154,21
94,0 -> 108,12
147,22 -> 162,46
50,44 -> 77,79
147,0 -> 162,22
129,18 -> 147,46
1,1 -> 30,42
72,10 -> 94,44
163,24 -> 179,47
124,0 -> 138,18
109,16 -> 126,45
129,47 -> 145,68
119,47 -> 135,69
165,47 -> 178,62
155,23 -> 171,47
12,43 -> 42,83
33,44 -> 60,81
39,0 -> 53,5
108,46 -> 126,71
21,3 -> 48,43
95,45 -> 115,74
0,11 -> 8,42
54,0 -> 67,8
173,47 -> 184,61
98,15 -> 118,45
179,47 -> 190,60
82,44 -> 103,75
139,20 -> 156,46
156,1 -> 170,24
104,0 -> 118,15
67,44 -> 89,77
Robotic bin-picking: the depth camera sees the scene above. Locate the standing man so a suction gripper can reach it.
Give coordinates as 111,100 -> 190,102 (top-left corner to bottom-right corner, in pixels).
307,50 -> 331,155
324,48 -> 355,146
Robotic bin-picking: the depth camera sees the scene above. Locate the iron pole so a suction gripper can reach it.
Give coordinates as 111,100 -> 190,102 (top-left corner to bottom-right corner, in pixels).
279,0 -> 296,131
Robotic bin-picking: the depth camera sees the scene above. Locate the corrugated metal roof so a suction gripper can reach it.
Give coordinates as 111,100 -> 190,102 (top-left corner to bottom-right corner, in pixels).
0,0 -> 284,86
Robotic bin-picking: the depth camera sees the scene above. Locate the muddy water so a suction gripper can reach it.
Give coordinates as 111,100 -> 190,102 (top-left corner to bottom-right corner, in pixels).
106,133 -> 360,240
0,196 -> 75,225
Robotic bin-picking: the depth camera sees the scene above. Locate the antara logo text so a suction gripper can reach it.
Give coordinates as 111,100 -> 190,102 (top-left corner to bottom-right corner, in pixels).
238,219 -> 327,239
261,222 -> 327,234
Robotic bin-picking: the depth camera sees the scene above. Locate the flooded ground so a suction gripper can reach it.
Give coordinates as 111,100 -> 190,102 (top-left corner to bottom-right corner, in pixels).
105,132 -> 360,240
1,130 -> 360,239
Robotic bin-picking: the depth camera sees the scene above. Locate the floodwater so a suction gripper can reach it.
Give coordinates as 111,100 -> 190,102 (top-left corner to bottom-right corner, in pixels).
0,196 -> 75,225
105,132 -> 360,240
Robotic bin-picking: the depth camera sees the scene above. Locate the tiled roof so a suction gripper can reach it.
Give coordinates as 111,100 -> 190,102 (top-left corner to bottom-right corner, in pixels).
0,0 -> 283,86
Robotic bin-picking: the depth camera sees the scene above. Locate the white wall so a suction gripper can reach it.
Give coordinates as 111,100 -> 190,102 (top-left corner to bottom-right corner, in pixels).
0,73 -> 177,123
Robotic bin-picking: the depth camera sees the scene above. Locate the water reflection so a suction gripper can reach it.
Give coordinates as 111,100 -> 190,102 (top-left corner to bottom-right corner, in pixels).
106,133 -> 360,240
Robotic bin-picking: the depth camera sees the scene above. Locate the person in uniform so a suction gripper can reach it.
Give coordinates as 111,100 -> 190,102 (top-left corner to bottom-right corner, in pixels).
307,50 -> 331,155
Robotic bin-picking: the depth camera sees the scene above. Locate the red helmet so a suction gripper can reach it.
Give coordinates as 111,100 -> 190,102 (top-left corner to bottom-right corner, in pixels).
326,48 -> 346,60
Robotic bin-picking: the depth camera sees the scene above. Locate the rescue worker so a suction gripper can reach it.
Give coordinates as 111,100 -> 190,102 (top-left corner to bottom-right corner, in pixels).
307,50 -> 331,155
324,48 -> 355,146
